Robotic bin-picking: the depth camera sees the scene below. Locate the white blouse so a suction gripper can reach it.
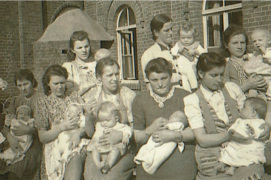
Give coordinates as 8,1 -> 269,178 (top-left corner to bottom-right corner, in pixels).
184,82 -> 246,130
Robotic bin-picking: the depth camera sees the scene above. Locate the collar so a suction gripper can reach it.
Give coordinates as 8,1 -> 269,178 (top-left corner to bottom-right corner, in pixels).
149,85 -> 175,108
156,42 -> 171,51
200,85 -> 222,102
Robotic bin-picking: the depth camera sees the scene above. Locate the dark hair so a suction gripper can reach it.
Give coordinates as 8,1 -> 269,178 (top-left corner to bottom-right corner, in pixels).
246,97 -> 267,119
67,31 -> 91,61
95,57 -> 120,78
196,52 -> 226,76
222,25 -> 248,57
145,57 -> 172,79
179,21 -> 196,36
150,14 -> 172,40
14,69 -> 38,88
42,64 -> 68,96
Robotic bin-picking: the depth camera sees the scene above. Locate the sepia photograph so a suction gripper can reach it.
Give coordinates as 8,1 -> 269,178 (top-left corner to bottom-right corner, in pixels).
1,0 -> 271,179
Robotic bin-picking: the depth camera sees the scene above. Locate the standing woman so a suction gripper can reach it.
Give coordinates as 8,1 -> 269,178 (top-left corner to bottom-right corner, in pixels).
35,65 -> 87,180
222,25 -> 267,94
133,57 -> 197,180
84,58 -> 136,180
62,31 -> 97,95
141,14 -> 181,87
0,69 -> 42,180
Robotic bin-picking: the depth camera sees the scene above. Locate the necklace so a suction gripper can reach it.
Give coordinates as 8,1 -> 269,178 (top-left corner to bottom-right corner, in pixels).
149,86 -> 175,108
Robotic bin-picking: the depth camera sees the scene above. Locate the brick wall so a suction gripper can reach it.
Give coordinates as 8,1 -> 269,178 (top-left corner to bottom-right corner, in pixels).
84,0 -> 204,90
3,0 -> 271,103
243,1 -> 271,52
0,2 -> 20,102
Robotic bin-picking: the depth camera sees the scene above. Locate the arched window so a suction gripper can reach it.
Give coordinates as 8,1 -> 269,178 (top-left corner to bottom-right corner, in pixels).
116,6 -> 138,82
202,0 -> 242,51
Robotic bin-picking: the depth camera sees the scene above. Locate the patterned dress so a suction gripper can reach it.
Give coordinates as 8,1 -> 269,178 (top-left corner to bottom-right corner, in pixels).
35,92 -> 84,180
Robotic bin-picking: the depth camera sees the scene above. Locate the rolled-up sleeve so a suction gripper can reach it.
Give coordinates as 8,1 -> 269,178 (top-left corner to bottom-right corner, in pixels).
184,93 -> 204,130
224,82 -> 246,110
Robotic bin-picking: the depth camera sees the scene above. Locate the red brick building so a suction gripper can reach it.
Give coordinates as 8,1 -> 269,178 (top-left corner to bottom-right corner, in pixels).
0,0 -> 270,103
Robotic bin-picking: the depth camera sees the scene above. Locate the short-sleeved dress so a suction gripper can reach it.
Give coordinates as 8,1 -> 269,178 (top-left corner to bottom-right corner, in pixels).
35,92 -> 82,180
132,87 -> 197,180
0,91 -> 43,179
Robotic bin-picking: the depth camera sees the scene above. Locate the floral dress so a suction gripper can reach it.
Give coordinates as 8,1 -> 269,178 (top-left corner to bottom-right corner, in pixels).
35,92 -> 83,180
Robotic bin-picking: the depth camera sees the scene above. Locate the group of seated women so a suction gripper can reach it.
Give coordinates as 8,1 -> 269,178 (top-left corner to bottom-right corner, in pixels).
1,13 -> 271,180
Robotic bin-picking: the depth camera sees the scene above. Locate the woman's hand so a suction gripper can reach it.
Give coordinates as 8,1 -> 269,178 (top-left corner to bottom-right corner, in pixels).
258,123 -> 270,141
152,130 -> 179,146
146,117 -> 167,136
99,129 -> 123,147
6,133 -> 24,153
60,118 -> 78,132
245,74 -> 267,90
12,121 -> 33,136
228,129 -> 253,144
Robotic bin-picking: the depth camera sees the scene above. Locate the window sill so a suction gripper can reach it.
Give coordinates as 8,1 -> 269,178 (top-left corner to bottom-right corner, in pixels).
120,80 -> 141,90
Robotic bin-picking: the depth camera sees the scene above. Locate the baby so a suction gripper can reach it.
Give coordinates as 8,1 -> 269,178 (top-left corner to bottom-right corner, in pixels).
243,28 -> 271,98
0,105 -> 34,165
219,97 -> 267,175
87,101 -> 132,174
48,103 -> 89,180
94,48 -> 111,62
171,21 -> 206,92
134,111 -> 186,174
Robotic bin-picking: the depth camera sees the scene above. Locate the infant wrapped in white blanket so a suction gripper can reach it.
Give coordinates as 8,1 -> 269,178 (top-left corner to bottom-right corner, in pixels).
134,111 -> 185,174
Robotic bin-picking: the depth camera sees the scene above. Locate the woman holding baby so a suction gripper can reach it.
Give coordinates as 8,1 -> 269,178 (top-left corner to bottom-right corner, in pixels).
222,25 -> 267,96
35,64 -> 88,180
0,69 -> 43,180
133,57 -> 197,180
83,58 -> 136,180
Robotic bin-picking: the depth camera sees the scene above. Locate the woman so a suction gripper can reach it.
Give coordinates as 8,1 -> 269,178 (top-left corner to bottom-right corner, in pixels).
62,31 -> 97,95
0,69 -> 42,180
35,65 -> 87,180
141,14 -> 181,87
84,58 -> 136,180
222,25 -> 267,94
184,52 -> 270,179
133,57 -> 197,180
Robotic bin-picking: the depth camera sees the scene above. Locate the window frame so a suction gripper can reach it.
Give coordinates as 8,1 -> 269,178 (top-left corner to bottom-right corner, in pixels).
202,0 -> 242,50
116,7 -> 139,84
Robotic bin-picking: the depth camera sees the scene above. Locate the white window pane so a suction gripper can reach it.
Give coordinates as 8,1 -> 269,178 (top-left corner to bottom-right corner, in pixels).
207,14 -> 224,47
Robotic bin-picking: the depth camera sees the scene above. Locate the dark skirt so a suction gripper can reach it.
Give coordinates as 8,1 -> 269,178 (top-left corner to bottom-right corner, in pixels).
0,134 -> 42,180
136,143 -> 197,180
84,150 -> 135,180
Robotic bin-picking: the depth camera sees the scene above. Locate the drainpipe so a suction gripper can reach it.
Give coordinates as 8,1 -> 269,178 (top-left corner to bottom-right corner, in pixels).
18,1 -> 25,68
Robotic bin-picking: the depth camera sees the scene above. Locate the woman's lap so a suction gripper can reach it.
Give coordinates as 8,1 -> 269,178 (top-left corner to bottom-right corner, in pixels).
84,151 -> 135,180
197,164 -> 264,180
136,144 -> 197,180
0,135 -> 42,179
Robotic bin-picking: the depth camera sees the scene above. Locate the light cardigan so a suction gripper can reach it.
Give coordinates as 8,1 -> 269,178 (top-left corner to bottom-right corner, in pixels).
141,43 -> 181,83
